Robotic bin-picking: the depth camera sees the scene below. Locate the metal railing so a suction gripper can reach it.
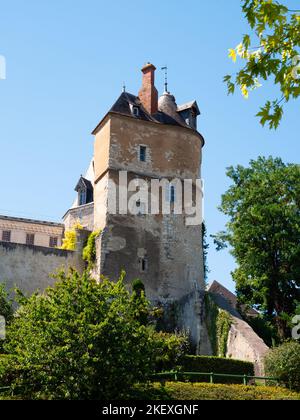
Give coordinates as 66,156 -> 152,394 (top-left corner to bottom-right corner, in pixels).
152,371 -> 279,386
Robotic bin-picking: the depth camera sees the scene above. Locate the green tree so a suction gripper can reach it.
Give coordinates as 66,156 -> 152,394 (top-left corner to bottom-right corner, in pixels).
265,341 -> 300,391
0,284 -> 13,323
0,284 -> 13,353
225,0 -> 300,129
213,157 -> 300,340
1,270 -> 186,400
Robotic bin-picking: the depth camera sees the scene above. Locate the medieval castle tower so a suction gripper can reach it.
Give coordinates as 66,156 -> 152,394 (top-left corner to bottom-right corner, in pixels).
64,63 -> 207,351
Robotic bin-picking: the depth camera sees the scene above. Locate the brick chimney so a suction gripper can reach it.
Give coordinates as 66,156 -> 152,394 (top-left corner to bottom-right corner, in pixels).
138,63 -> 158,115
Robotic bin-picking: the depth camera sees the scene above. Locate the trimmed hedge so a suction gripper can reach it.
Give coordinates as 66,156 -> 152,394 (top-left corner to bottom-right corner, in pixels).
180,356 -> 254,384
157,382 -> 300,400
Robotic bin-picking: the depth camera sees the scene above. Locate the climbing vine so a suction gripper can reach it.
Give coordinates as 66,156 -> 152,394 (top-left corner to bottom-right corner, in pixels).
216,310 -> 232,357
205,293 -> 232,357
82,230 -> 101,268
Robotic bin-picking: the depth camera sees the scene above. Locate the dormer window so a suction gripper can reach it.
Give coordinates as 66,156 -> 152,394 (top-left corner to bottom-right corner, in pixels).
177,101 -> 200,130
75,176 -> 94,207
132,106 -> 140,117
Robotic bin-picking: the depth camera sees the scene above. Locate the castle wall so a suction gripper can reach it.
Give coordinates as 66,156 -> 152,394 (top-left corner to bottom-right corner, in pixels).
0,241 -> 81,297
226,318 -> 269,376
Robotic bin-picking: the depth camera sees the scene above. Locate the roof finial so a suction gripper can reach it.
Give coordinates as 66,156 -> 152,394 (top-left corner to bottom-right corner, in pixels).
161,66 -> 168,93
122,82 -> 126,93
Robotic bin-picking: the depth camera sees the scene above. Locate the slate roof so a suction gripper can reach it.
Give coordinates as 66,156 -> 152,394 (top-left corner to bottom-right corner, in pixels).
109,92 -> 157,123
92,92 -> 204,143
0,215 -> 64,228
75,176 -> 93,192
177,100 -> 200,116
208,280 -> 259,318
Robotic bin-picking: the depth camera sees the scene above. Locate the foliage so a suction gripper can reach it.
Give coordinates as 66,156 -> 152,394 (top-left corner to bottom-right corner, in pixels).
180,356 -> 254,385
0,270 -> 186,400
132,279 -> 146,297
244,315 -> 278,347
60,223 -> 83,251
225,0 -> 300,129
152,332 -> 189,373
0,284 -> 13,324
82,230 -> 101,268
265,341 -> 300,391
216,311 -> 232,357
140,382 -> 300,400
0,284 -> 13,353
204,294 -> 232,357
213,156 -> 300,340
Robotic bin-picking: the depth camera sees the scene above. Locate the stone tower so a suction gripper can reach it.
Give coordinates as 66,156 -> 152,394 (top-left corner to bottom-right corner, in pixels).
91,64 -> 206,351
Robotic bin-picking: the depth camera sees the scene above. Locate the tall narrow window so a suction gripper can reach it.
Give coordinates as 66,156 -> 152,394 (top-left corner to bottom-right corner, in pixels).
139,146 -> 147,162
79,190 -> 86,206
49,237 -> 58,248
170,185 -> 176,203
139,257 -> 148,273
26,234 -> 35,246
2,231 -> 11,242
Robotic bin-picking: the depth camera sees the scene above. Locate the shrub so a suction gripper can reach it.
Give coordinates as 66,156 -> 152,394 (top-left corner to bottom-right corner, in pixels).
264,341 -> 300,391
60,223 -> 83,251
145,382 -> 300,400
0,270 -> 185,400
153,332 -> 189,373
180,355 -> 254,384
0,284 -> 13,353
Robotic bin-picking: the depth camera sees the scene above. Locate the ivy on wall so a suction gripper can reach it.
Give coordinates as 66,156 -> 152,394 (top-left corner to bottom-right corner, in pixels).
216,310 -> 232,357
82,230 -> 101,269
205,293 -> 232,357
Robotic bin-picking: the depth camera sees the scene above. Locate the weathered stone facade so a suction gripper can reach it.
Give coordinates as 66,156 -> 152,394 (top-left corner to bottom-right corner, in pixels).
90,65 -> 206,351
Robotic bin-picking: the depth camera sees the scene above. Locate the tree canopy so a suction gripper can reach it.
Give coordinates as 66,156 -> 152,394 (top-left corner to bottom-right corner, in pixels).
213,156 -> 300,340
225,0 -> 300,129
0,270 -> 186,400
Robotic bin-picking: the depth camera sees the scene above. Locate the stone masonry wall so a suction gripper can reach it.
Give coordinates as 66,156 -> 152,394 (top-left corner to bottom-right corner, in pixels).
0,237 -> 84,297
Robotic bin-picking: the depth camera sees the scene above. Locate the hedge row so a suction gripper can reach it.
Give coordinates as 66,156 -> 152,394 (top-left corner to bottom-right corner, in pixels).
179,356 -> 254,384
158,382 -> 300,400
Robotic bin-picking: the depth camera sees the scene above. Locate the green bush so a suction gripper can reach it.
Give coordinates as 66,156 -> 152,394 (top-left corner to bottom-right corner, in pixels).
180,355 -> 254,384
0,270 -> 186,400
145,382 -> 300,400
265,341 -> 300,391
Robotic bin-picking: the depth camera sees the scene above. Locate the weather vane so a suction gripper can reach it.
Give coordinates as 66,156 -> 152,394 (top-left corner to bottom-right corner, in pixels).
161,66 -> 168,93
122,82 -> 126,93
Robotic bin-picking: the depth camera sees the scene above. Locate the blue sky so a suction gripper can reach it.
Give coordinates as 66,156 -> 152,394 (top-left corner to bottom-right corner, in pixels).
0,0 -> 299,291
